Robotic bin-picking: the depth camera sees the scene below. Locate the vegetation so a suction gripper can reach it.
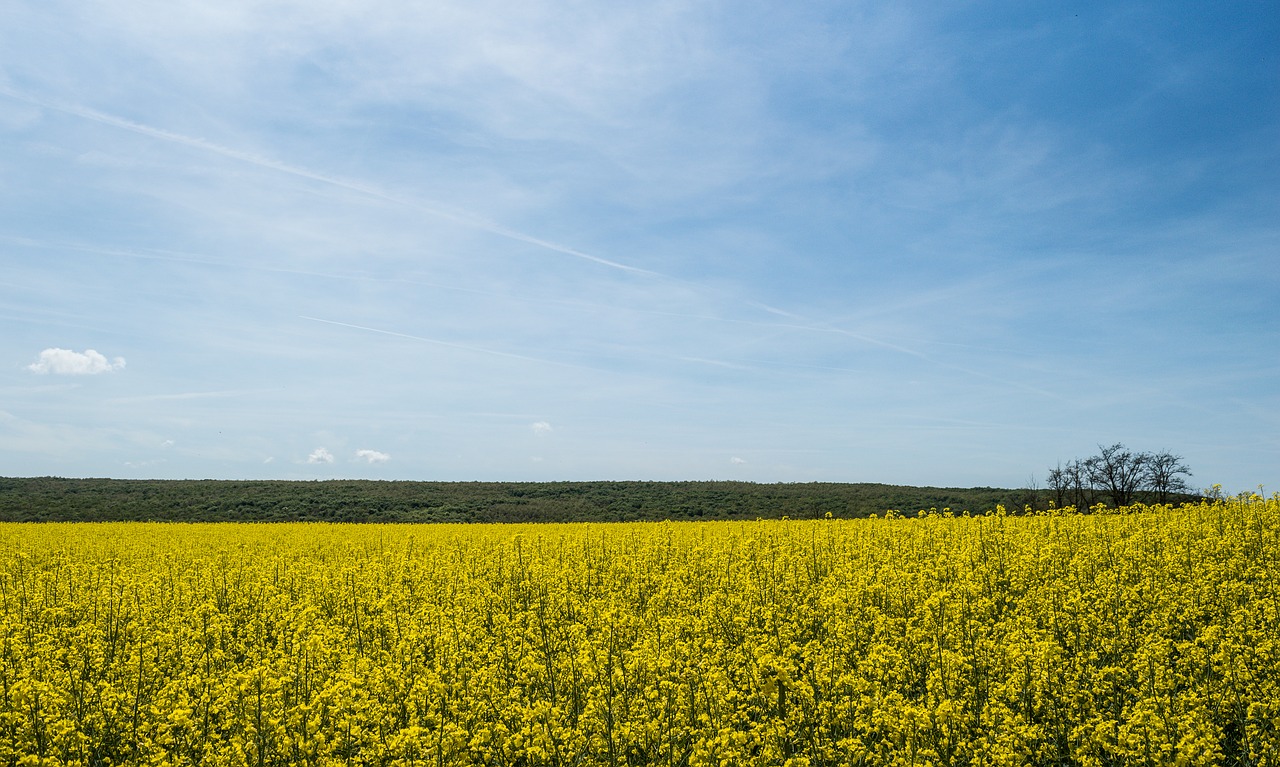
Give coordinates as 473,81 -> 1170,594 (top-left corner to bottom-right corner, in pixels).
1047,444 -> 1194,509
0,478 -> 1071,523
2,495 -> 1277,766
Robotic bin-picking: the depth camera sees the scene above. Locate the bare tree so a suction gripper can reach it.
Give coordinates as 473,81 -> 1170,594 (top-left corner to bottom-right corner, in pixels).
1066,458 -> 1094,509
1046,459 -> 1095,510
1145,450 -> 1192,504
1014,474 -> 1042,511
1047,464 -> 1068,509
1048,445 -> 1193,510
1085,443 -> 1148,507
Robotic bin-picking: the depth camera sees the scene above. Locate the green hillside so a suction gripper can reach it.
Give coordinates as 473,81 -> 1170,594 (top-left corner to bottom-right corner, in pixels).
0,477 -> 1047,522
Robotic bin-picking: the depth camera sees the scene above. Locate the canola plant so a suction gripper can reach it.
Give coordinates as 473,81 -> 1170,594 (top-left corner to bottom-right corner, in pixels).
1,496 -> 1277,766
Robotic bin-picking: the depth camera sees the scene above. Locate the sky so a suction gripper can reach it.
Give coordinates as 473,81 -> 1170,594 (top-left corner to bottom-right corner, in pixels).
1,1 -> 1277,491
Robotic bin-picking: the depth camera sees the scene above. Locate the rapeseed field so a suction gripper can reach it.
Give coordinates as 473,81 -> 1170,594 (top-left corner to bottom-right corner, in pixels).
1,496 -> 1277,766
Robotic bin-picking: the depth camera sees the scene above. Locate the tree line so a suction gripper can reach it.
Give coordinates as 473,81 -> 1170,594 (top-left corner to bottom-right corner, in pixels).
0,478 -> 1037,523
1047,443 -> 1192,509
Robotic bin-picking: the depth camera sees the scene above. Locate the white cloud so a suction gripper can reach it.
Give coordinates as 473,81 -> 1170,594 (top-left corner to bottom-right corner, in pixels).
124,459 -> 165,468
355,448 -> 391,464
307,447 -> 335,464
27,348 -> 125,375
531,421 -> 553,435
730,456 -> 747,465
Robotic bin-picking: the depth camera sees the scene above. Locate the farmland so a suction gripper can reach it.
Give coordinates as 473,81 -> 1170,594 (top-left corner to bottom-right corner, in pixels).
2,496 -> 1278,766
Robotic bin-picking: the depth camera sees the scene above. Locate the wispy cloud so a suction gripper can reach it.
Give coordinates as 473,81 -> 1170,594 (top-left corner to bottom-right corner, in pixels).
298,315 -> 587,369
27,348 -> 125,375
0,86 -> 657,276
108,390 -> 260,404
0,1 -> 1274,489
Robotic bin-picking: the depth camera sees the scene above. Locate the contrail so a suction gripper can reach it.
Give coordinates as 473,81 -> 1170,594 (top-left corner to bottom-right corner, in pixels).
0,86 -> 656,276
298,315 -> 587,369
2,88 -> 1064,400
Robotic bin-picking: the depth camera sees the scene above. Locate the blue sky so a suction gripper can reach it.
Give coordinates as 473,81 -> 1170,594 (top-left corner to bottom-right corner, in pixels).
2,1 -> 1277,491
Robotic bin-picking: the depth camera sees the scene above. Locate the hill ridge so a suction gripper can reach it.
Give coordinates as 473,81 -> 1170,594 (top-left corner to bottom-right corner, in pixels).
1,477 -> 1045,522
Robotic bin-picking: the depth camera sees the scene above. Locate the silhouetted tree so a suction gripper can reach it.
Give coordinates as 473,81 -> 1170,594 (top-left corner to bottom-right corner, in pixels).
1013,474 -> 1043,511
1049,444 -> 1193,509
1086,444 -> 1148,507
1047,458 -> 1096,509
1146,450 -> 1192,504
1047,464 -> 1068,509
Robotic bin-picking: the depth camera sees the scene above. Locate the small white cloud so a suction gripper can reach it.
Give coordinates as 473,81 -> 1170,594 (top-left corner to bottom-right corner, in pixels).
730,456 -> 747,465
27,348 -> 125,375
355,448 -> 391,464
160,439 -> 175,449
264,456 -> 275,464
307,447 -> 335,464
124,459 -> 165,468
531,421 -> 553,435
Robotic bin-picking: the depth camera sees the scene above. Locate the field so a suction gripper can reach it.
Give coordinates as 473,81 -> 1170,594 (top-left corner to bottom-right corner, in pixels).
1,497 -> 1277,766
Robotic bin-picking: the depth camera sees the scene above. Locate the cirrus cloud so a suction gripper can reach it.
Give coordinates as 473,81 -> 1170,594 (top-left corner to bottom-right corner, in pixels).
27,348 -> 125,375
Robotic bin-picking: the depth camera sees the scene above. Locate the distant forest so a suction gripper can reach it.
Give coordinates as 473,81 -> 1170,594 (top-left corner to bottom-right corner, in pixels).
0,477 -> 1205,523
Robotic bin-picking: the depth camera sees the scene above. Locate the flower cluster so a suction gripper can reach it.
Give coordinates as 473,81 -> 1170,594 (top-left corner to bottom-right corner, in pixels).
1,496 -> 1277,766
